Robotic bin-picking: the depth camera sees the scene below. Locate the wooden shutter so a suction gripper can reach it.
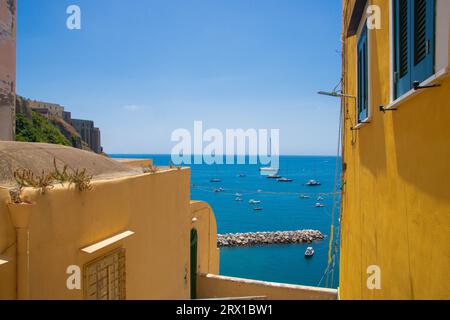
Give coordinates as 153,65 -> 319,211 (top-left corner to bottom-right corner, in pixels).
394,0 -> 435,99
357,25 -> 368,123
411,0 -> 435,84
394,0 -> 411,98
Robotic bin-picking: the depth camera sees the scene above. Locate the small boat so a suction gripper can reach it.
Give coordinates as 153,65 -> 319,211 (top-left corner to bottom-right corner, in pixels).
299,194 -> 311,199
235,193 -> 243,197
249,199 -> 261,205
305,247 -> 315,258
214,188 -> 225,193
315,203 -> 325,208
238,173 -> 246,177
253,207 -> 263,211
278,177 -> 294,183
317,196 -> 324,201
267,174 -> 282,179
306,179 -> 321,186
235,197 -> 243,202
210,178 -> 222,183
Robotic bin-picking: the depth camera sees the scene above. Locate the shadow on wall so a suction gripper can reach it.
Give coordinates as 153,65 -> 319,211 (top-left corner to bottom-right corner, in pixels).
358,30 -> 388,178
391,78 -> 450,203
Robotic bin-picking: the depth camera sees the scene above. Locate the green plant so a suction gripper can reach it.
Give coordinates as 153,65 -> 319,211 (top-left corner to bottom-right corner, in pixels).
13,168 -> 55,195
143,165 -> 159,174
51,158 -> 71,185
69,168 -> 93,192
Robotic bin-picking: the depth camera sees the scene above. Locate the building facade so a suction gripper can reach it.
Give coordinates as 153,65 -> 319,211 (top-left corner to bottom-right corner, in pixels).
28,100 -> 65,118
0,0 -> 16,141
70,118 -> 102,154
340,0 -> 450,299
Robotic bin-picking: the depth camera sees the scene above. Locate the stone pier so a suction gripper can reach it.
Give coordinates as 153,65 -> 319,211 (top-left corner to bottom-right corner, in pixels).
217,230 -> 325,248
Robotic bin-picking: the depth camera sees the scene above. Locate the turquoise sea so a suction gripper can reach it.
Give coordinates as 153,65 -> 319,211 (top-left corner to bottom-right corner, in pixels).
111,155 -> 341,289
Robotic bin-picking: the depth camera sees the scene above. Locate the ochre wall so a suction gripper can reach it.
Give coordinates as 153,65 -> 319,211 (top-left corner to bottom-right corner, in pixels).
190,201 -> 220,275
197,274 -> 338,300
340,0 -> 450,299
1,168 -> 198,300
0,187 -> 16,299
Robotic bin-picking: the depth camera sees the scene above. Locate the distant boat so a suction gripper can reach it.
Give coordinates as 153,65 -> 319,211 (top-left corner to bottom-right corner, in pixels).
238,173 -> 246,177
317,196 -> 324,201
299,194 -> 311,199
210,178 -> 222,183
214,188 -> 225,193
235,193 -> 243,197
253,207 -> 263,211
235,197 -> 243,202
305,247 -> 315,258
278,177 -> 293,183
267,174 -> 282,179
249,199 -> 261,205
306,180 -> 321,186
315,203 -> 325,208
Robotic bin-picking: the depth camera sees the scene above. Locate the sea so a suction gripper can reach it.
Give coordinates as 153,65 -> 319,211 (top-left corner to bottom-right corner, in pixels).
111,154 -> 341,289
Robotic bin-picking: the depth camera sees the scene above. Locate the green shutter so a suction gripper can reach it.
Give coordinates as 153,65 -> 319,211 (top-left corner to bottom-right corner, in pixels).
394,0 -> 435,99
394,0 -> 411,98
411,0 -> 435,83
357,25 -> 368,123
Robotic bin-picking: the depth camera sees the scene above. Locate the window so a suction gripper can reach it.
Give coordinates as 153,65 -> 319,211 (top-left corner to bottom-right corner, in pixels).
357,24 -> 369,123
394,0 -> 435,99
84,249 -> 126,300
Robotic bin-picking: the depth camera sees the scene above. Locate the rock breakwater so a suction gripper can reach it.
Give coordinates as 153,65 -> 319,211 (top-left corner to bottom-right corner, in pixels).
217,230 -> 325,248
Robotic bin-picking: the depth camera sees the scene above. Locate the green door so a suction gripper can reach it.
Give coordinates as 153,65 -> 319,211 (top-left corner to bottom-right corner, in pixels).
190,229 -> 198,299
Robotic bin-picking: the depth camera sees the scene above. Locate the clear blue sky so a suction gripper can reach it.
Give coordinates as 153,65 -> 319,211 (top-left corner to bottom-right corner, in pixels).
17,0 -> 342,155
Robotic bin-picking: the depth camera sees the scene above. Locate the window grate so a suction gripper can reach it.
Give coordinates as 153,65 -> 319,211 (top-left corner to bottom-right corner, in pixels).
84,249 -> 126,300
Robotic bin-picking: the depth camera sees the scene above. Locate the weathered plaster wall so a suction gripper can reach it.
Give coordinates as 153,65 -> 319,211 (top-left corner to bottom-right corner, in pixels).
0,0 -> 16,141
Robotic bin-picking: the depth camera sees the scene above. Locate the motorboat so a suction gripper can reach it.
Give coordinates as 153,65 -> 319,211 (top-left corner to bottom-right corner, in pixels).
214,188 -> 225,193
249,199 -> 261,205
317,196 -> 324,201
267,174 -> 282,179
305,247 -> 315,258
315,203 -> 325,208
235,193 -> 243,197
238,173 -> 247,177
299,194 -> 311,199
253,207 -> 263,211
210,178 -> 222,183
235,197 -> 243,202
306,180 -> 321,186
278,177 -> 293,183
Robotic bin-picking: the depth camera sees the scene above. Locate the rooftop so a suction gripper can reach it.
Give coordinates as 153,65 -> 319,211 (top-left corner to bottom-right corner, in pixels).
0,142 -> 143,187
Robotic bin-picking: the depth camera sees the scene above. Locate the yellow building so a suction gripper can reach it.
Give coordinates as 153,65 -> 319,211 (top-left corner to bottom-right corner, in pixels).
340,0 -> 450,299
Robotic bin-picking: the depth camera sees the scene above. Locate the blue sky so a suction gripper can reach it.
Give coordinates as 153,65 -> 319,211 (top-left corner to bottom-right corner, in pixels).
17,0 -> 342,155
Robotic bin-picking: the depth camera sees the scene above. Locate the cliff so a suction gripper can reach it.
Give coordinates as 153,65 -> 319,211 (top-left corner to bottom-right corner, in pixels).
15,96 -> 92,152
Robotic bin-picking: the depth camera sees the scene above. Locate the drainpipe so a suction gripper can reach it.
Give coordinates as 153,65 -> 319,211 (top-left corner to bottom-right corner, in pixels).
7,202 -> 33,300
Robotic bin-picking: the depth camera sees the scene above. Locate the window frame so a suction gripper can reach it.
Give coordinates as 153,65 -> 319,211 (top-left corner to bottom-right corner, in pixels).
355,16 -> 372,126
390,0 -> 438,102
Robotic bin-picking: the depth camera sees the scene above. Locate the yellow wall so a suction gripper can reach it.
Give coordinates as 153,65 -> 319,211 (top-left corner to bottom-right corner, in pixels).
0,187 -> 16,299
340,0 -> 450,299
197,274 -> 337,300
190,201 -> 220,275
0,167 -> 220,300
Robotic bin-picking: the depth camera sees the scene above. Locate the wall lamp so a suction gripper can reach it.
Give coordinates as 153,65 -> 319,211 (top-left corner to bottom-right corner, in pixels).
317,91 -> 356,99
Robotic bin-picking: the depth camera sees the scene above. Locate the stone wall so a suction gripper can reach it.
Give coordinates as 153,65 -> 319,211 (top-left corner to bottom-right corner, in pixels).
0,0 -> 16,141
